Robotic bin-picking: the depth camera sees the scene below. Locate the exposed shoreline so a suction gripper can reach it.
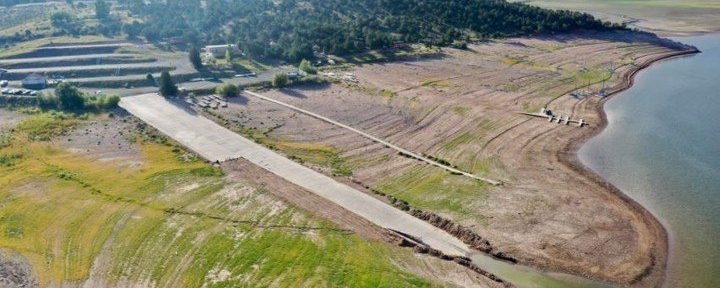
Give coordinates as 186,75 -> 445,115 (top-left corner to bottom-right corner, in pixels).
557,46 -> 700,286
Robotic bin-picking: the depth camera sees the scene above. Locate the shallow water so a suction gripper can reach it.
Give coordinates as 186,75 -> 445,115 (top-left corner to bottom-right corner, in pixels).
470,253 -> 611,288
580,33 -> 720,287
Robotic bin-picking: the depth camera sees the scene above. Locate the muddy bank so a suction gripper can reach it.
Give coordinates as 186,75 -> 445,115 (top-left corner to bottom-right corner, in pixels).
557,47 -> 699,286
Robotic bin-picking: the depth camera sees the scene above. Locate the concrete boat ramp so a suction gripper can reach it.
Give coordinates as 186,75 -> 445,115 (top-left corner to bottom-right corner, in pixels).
119,93 -> 471,257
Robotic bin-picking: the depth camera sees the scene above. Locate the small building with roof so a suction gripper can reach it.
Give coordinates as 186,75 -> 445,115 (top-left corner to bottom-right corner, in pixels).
22,73 -> 47,90
203,44 -> 242,58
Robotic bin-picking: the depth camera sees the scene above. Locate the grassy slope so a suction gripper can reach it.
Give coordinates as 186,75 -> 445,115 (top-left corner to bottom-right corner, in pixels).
0,113 -> 435,287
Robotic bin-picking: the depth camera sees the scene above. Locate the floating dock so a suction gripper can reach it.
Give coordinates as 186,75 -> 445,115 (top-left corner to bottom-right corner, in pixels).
520,108 -> 586,127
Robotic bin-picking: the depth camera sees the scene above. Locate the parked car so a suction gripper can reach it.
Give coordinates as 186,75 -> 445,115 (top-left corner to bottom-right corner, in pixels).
1,88 -> 9,94
29,91 -> 38,96
23,90 -> 33,95
0,80 -> 8,87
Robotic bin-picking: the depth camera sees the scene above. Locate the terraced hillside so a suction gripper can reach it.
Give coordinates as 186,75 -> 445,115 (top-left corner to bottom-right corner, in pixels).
203,30 -> 693,286
0,110 -> 499,287
0,41 -> 198,89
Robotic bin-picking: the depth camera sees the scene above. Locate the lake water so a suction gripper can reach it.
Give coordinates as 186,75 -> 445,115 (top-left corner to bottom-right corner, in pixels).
579,33 -> 720,287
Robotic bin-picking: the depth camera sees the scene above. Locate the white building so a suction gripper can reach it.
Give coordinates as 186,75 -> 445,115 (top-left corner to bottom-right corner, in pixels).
203,44 -> 241,58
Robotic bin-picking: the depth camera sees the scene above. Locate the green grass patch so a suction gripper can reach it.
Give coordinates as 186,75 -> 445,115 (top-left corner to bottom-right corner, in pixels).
269,140 -> 353,176
0,115 -> 431,287
376,166 -> 489,222
451,106 -> 470,116
16,113 -> 78,141
575,68 -> 612,84
0,133 -> 11,148
379,89 -> 397,99
442,119 -> 495,151
503,55 -> 524,66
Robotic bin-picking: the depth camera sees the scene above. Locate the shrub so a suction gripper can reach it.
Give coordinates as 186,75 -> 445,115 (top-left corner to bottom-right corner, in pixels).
272,73 -> 289,88
146,73 -> 156,86
56,82 -> 85,111
38,92 -> 59,109
215,83 -> 240,98
299,59 -> 317,74
85,95 -> 121,111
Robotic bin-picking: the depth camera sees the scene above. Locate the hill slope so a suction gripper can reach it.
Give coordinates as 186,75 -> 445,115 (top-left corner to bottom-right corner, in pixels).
129,0 -> 621,61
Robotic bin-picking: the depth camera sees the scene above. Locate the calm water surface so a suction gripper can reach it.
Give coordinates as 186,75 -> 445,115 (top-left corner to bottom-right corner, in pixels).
580,33 -> 720,287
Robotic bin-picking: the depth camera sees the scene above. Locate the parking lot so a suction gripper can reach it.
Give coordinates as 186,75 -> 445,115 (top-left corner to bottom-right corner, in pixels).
1,87 -> 38,96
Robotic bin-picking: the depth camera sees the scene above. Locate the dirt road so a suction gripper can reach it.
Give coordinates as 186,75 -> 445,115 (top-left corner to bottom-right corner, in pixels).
119,93 -> 472,257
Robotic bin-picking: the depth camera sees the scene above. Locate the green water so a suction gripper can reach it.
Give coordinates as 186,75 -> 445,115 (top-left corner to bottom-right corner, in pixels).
470,253 -> 611,288
580,33 -> 720,287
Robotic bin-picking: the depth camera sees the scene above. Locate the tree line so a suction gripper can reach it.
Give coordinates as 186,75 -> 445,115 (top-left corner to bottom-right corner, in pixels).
47,0 -> 624,63
131,0 -> 622,62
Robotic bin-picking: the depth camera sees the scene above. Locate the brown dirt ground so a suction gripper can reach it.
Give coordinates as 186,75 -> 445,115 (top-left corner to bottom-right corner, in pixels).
208,31 -> 695,286
0,110 -> 25,131
57,110 -> 145,168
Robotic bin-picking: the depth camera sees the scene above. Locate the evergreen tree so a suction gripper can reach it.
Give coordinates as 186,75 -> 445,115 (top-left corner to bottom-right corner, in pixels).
146,73 -> 155,84
159,71 -> 178,97
225,45 -> 234,61
95,0 -> 110,19
189,47 -> 203,70
55,82 -> 85,110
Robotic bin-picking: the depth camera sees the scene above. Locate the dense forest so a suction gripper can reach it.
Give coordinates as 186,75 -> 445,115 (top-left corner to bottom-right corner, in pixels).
130,0 -> 622,61
42,0 -> 622,62
0,0 -> 44,6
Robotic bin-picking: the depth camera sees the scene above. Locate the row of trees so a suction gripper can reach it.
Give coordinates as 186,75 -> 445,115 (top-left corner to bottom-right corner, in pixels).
39,82 -> 119,111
